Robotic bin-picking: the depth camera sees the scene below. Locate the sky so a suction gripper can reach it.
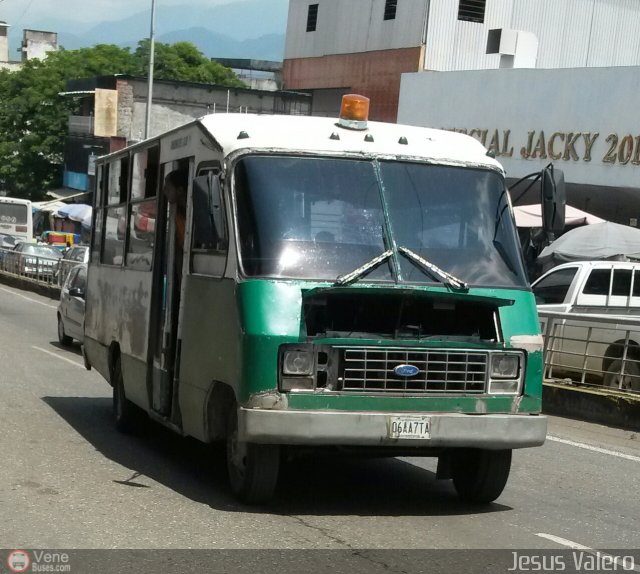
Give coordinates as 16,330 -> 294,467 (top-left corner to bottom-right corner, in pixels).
0,0 -> 241,28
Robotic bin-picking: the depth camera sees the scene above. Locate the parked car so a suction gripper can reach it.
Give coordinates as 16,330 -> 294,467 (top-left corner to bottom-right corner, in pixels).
0,233 -> 17,267
55,245 -> 89,284
3,242 -> 62,279
532,260 -> 640,389
0,232 -> 16,248
57,263 -> 87,345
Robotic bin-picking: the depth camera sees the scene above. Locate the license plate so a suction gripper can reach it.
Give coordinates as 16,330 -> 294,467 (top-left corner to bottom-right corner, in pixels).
388,416 -> 431,439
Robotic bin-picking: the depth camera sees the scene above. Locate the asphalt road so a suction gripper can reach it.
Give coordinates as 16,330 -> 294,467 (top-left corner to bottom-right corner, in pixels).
0,281 -> 638,568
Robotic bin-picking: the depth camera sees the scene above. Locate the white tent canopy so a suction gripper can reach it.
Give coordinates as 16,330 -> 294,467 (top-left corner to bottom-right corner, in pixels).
514,204 -> 604,228
538,222 -> 640,269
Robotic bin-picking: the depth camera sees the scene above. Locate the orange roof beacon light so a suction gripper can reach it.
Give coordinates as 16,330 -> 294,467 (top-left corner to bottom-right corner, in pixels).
338,94 -> 370,130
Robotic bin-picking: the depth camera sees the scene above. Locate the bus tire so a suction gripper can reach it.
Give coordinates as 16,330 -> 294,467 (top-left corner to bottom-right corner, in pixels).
451,448 -> 512,504
226,407 -> 280,504
57,314 -> 72,346
113,356 -> 136,434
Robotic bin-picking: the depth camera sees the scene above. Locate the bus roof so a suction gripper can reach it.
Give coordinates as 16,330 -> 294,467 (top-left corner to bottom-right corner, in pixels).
199,113 -> 502,171
0,197 -> 31,204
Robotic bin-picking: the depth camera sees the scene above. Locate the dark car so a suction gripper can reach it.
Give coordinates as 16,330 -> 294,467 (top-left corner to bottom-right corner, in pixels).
3,242 -> 62,280
57,263 -> 87,345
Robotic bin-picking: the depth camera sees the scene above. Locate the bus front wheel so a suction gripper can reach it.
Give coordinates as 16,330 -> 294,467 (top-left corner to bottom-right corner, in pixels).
451,448 -> 512,504
226,408 -> 280,504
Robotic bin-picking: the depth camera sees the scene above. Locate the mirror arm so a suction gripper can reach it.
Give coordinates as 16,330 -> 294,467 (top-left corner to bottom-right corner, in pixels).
510,171 -> 542,206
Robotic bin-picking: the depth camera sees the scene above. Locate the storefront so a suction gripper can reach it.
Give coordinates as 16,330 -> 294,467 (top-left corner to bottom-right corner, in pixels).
398,66 -> 640,225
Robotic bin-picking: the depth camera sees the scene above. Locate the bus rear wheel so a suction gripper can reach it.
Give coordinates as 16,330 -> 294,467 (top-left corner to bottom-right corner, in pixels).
451,448 -> 512,504
112,356 -> 136,434
226,408 -> 280,504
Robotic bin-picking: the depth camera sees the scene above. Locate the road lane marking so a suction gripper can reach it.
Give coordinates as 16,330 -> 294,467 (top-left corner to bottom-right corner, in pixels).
0,285 -> 57,309
536,533 -> 640,572
32,346 -> 84,369
547,435 -> 640,463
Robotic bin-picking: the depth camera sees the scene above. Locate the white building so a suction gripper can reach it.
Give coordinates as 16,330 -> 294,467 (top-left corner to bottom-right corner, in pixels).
0,23 -> 57,70
284,0 -> 640,120
284,0 -> 640,223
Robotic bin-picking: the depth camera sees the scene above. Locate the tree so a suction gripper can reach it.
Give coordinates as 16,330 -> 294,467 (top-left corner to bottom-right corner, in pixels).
134,40 -> 244,86
0,42 -> 241,199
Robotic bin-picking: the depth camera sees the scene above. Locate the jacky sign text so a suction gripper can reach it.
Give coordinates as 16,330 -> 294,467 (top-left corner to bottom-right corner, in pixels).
448,128 -> 640,166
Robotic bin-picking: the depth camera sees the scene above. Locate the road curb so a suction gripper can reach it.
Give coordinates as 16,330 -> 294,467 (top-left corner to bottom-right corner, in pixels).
0,271 -> 60,300
543,381 -> 640,431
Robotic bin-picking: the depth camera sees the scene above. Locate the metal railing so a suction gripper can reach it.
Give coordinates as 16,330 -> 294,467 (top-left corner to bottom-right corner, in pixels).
0,247 -> 65,287
540,310 -> 640,394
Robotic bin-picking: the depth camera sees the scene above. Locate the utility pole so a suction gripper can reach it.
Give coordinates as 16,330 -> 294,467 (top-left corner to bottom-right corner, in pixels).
144,0 -> 157,139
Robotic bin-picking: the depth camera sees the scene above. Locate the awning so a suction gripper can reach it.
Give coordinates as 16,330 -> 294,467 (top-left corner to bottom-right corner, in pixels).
45,189 -> 92,201
58,90 -> 96,97
514,204 -> 604,228
32,200 -> 68,214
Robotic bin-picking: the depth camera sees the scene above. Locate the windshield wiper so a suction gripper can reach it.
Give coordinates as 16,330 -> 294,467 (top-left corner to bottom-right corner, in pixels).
334,249 -> 393,286
398,246 -> 468,291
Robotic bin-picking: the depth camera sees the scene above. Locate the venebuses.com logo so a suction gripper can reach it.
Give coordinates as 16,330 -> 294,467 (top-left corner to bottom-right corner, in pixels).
7,550 -> 30,573
6,550 -> 71,573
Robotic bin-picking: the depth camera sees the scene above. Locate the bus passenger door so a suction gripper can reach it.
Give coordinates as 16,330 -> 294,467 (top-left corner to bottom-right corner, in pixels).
148,159 -> 191,420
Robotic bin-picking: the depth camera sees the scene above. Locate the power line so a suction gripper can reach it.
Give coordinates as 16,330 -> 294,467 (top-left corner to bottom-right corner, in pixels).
13,0 -> 37,28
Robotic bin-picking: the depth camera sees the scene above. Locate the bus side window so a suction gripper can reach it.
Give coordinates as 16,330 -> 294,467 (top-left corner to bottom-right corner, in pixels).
191,172 -> 227,276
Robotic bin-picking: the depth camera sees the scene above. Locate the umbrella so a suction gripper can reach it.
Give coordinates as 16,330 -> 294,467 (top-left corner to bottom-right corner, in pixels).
81,212 -> 93,229
56,203 -> 92,223
514,204 -> 604,228
538,222 -> 640,270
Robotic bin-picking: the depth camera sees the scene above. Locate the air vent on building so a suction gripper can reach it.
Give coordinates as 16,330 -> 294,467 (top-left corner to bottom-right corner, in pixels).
384,0 -> 398,21
458,0 -> 486,24
306,4 -> 319,32
486,28 -> 539,68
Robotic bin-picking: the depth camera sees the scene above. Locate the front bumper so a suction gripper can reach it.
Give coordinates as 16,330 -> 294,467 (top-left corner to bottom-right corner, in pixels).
239,408 -> 547,449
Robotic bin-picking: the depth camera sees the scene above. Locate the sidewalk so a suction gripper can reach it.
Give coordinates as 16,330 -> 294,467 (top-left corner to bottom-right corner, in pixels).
0,270 -> 60,299
543,380 -> 640,432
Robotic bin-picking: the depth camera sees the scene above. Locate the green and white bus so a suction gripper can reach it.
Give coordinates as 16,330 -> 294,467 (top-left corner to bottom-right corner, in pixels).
84,95 -> 564,503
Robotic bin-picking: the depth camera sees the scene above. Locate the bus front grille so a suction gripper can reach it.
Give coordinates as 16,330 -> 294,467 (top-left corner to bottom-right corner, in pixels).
338,348 -> 488,393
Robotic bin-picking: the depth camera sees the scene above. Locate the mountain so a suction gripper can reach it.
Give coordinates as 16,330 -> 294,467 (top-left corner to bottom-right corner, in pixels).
7,0 -> 288,61
151,29 -> 285,61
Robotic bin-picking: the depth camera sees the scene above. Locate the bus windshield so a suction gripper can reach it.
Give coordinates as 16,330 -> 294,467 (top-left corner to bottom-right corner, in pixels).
234,156 -> 527,288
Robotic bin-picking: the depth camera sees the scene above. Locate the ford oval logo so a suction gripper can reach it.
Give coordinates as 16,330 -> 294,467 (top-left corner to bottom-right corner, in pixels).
394,364 -> 420,377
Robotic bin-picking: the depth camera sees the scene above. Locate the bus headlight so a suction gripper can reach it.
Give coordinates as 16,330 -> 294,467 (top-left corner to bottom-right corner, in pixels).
490,353 -> 520,379
283,350 -> 314,376
488,352 -> 523,395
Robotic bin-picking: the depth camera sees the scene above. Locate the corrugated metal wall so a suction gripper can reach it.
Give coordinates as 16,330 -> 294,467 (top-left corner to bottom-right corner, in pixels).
285,0 -> 640,70
284,0 -> 429,59
425,0 -> 640,70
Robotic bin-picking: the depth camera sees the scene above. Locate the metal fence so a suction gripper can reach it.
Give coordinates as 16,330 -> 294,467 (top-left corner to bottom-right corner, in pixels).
540,310 -> 640,394
0,246 -> 69,287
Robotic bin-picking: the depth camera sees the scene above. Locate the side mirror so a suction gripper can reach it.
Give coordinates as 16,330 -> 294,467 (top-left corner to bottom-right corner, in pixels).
69,287 -> 85,299
541,164 -> 566,234
192,173 -> 227,250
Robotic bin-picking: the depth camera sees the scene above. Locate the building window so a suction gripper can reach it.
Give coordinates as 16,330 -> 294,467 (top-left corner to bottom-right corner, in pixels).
306,4 -> 318,32
384,0 -> 397,21
458,0 -> 486,23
